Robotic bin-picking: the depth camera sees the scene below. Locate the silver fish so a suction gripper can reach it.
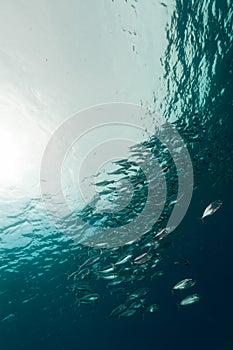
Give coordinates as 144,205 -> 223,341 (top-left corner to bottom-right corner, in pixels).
81,256 -> 100,268
143,304 -> 159,319
72,267 -> 90,280
1,313 -> 15,322
146,304 -> 159,313
107,276 -> 126,287
119,308 -> 137,318
110,304 -> 128,317
98,266 -> 115,274
133,253 -> 153,265
100,274 -> 118,280
75,283 -> 93,293
201,200 -> 222,219
151,270 -> 166,280
173,278 -> 196,290
133,252 -> 147,263
180,293 -> 201,306
150,258 -> 161,268
78,293 -> 99,304
129,300 -> 144,309
115,254 -> 133,266
128,288 -> 149,300
173,259 -> 190,266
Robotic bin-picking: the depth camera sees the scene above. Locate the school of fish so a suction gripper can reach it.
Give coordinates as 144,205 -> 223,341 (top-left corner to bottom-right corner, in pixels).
67,198 -> 222,318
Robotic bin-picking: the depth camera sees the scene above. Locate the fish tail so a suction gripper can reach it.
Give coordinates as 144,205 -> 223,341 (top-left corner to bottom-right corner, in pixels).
197,216 -> 204,223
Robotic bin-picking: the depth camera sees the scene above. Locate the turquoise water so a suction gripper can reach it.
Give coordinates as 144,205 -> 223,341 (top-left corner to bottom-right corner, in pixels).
0,1 -> 232,349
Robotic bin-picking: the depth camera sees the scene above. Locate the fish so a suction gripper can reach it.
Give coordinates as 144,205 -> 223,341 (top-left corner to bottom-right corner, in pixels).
76,268 -> 90,280
95,242 -> 108,248
115,254 -> 133,266
131,271 -> 146,282
154,228 -> 169,241
150,257 -> 162,268
1,313 -> 15,322
133,253 -> 153,265
129,299 -> 145,309
133,252 -> 147,262
150,270 -> 166,280
180,294 -> 201,306
78,293 -> 99,304
201,200 -> 222,219
107,276 -> 128,286
98,266 -> 115,274
128,288 -> 149,300
143,304 -> 159,319
100,274 -> 118,280
70,267 -> 90,280
173,278 -> 196,290
75,282 -> 93,293
95,180 -> 114,187
110,304 -> 128,318
160,2 -> 167,8
173,259 -> 190,266
81,256 -> 101,268
119,308 -> 137,318
145,304 -> 159,313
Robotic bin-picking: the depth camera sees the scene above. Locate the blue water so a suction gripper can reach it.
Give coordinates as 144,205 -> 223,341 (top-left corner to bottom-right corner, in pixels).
0,1 -> 233,349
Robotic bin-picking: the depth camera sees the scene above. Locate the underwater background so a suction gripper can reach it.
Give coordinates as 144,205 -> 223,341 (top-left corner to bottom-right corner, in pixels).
0,1 -> 232,349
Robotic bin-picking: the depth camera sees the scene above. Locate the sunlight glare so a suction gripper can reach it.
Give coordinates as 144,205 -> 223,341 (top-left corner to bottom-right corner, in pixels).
0,129 -> 24,186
